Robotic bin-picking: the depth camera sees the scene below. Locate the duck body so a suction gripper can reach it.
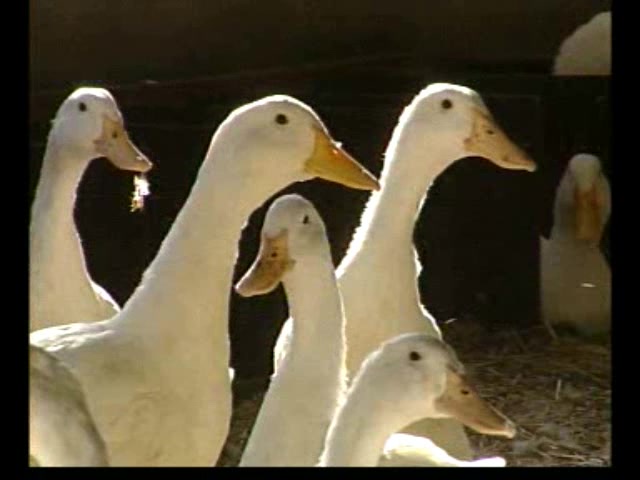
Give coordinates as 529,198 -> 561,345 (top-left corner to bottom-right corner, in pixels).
541,238 -> 611,336
379,434 -> 506,467
29,344 -> 109,466
33,318 -> 227,466
541,153 -> 611,337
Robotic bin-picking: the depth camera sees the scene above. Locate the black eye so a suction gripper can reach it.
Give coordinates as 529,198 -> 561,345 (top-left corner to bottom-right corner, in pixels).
486,128 -> 495,135
441,99 -> 452,110
112,131 -> 119,139
409,351 -> 422,361
460,389 -> 470,396
302,215 -> 310,225
78,102 -> 87,112
275,113 -> 289,125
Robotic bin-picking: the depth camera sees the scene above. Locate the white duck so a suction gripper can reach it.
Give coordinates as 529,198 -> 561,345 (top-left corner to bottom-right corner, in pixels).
275,83 -> 536,459
236,194 -> 513,466
30,95 -> 379,466
541,153 -> 611,337
319,333 -> 516,467
30,87 -> 152,332
29,344 -> 109,466
236,194 -> 348,466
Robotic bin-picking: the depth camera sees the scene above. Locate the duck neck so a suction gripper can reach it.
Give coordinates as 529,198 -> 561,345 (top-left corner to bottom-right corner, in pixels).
550,174 -> 577,241
30,137 -> 94,329
119,137 -> 281,366
321,378 -> 409,466
341,137 -> 451,265
283,252 -> 346,376
337,135 -> 453,331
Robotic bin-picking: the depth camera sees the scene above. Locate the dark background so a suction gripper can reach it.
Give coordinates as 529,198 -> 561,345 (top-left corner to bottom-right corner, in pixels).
29,0 -> 610,379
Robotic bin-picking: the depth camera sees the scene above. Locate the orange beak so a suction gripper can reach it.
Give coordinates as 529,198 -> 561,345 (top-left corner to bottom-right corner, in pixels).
434,369 -> 517,439
574,186 -> 604,244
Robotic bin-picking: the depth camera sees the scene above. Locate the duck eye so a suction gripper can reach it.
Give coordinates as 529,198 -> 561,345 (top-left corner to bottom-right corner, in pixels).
78,102 -> 87,112
302,215 -> 310,225
275,113 -> 289,125
112,131 -> 119,139
409,351 -> 422,361
441,99 -> 452,110
460,389 -> 470,396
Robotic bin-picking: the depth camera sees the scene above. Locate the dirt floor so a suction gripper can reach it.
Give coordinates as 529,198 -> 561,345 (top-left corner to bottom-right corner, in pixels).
217,322 -> 610,467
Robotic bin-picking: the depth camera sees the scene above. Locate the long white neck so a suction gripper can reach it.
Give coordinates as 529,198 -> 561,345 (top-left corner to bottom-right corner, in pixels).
336,132 -> 453,356
339,129 -> 451,273
320,376 -> 411,466
29,137 -> 98,330
284,252 -> 346,374
240,250 -> 346,466
115,134 -> 282,370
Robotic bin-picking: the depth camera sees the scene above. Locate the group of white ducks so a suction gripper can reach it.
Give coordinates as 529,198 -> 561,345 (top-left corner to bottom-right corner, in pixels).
29,82 -> 609,467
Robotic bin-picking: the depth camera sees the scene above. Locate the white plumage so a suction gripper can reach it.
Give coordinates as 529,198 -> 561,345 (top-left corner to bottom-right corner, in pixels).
31,96 -> 378,466
541,153 -> 611,337
553,12 -> 611,76
29,344 -> 109,466
239,195 -> 514,467
30,87 -> 151,332
275,83 -> 535,460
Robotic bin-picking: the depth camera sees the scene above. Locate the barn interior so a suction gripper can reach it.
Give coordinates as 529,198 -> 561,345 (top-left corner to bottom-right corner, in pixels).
29,0 -> 611,467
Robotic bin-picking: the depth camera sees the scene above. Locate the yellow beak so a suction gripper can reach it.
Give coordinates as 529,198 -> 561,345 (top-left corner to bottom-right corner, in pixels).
304,128 -> 380,191
94,115 -> 153,173
435,370 -> 517,439
235,230 -> 295,297
464,108 -> 537,172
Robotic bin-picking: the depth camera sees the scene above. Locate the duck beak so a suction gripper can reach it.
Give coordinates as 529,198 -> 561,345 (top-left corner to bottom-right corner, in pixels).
235,230 -> 295,297
575,186 -> 603,244
94,115 -> 153,173
464,108 -> 536,172
304,128 -> 380,191
435,370 -> 517,439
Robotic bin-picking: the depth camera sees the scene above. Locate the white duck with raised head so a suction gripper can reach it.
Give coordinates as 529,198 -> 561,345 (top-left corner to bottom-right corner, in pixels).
275,83 -> 536,459
541,153 -> 610,337
30,87 -> 152,332
236,194 -> 347,466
